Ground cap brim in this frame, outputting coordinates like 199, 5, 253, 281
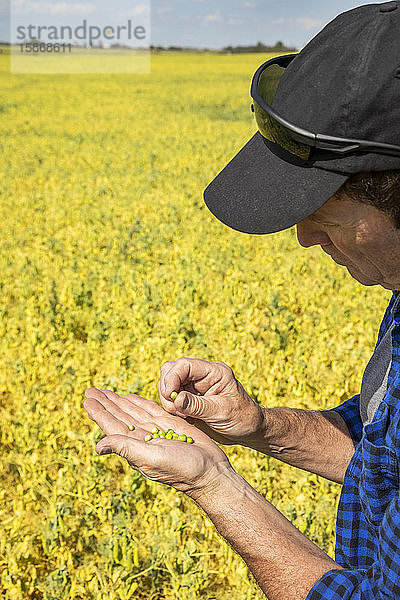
203, 132, 349, 235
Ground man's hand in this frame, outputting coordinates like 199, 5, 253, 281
157, 358, 264, 448
83, 387, 233, 495
156, 358, 355, 483
83, 386, 343, 600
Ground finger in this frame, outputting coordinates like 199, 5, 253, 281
98, 390, 195, 432
159, 361, 175, 381
86, 389, 140, 429
101, 389, 166, 421
111, 422, 153, 441
123, 391, 191, 429
160, 358, 214, 398
156, 379, 181, 416
159, 361, 178, 397
124, 393, 165, 418
84, 396, 133, 435
85, 387, 107, 400
100, 389, 153, 425
160, 358, 194, 398
100, 389, 129, 402
173, 390, 215, 419
95, 389, 167, 430
85, 388, 134, 414
95, 434, 160, 469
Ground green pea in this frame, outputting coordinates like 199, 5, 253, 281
159, 432, 166, 438
158, 430, 165, 436
173, 433, 179, 440
186, 437, 194, 444
128, 425, 134, 431
178, 434, 187, 442
170, 391, 178, 400
144, 434, 153, 442
151, 426, 159, 434
153, 433, 160, 438
166, 429, 174, 434
166, 433, 173, 439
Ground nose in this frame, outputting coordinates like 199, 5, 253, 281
296, 219, 332, 248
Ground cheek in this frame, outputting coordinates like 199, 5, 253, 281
353, 223, 388, 257
327, 230, 357, 256
330, 222, 375, 256
329, 226, 385, 276
326, 231, 373, 270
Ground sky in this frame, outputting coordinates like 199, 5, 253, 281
0, 0, 388, 48
151, 0, 385, 49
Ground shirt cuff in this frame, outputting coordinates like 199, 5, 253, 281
305, 568, 366, 600
330, 394, 363, 447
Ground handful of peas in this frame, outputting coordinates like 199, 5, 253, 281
143, 391, 194, 443
144, 427, 194, 444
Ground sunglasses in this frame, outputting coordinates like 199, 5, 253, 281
250, 53, 400, 161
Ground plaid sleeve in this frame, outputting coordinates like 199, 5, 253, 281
305, 491, 400, 598
329, 394, 363, 447
305, 569, 365, 600
306, 403, 400, 600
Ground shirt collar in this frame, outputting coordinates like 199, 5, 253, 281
392, 291, 400, 323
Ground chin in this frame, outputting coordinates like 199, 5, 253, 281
380, 282, 400, 291
346, 267, 379, 287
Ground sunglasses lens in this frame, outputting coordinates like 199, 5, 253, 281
254, 63, 311, 160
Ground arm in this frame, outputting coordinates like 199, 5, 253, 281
188, 464, 400, 600
244, 395, 362, 485
187, 466, 342, 600
158, 359, 362, 484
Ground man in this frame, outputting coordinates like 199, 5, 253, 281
84, 3, 400, 599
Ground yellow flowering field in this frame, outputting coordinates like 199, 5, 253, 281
0, 49, 390, 600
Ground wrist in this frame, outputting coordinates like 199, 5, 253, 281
186, 462, 244, 505
246, 406, 302, 455
243, 405, 272, 452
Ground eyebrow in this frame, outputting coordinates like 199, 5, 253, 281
309, 214, 338, 226
309, 215, 325, 224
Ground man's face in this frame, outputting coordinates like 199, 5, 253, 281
296, 192, 400, 290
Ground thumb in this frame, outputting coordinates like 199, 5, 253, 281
95, 435, 151, 468
174, 391, 211, 419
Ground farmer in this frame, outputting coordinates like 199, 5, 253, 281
84, 3, 400, 599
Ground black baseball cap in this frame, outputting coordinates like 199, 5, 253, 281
204, 1, 400, 235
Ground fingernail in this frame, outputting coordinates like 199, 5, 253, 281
98, 447, 111, 455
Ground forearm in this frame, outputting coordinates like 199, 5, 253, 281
246, 407, 355, 484
188, 466, 341, 600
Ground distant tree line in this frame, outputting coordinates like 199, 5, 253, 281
150, 41, 297, 53
1, 39, 297, 53
150, 45, 211, 52
222, 40, 297, 53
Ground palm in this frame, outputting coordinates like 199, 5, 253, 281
84, 387, 231, 494
132, 441, 221, 490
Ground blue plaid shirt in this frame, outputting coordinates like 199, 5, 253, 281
306, 290, 400, 599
